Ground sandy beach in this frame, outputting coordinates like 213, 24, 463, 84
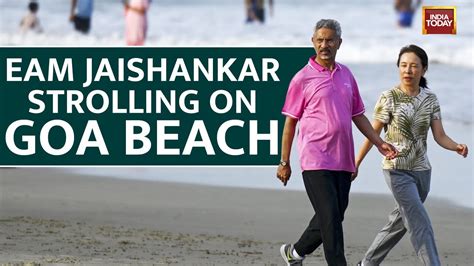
0, 168, 472, 265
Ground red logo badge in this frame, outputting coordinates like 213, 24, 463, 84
422, 6, 456, 34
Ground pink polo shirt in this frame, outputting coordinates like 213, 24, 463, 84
282, 56, 365, 172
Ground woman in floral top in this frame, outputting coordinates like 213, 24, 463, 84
353, 45, 469, 266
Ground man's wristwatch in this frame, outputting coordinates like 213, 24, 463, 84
279, 160, 289, 167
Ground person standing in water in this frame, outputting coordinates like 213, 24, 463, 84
245, 0, 274, 23
394, 0, 422, 27
20, 1, 43, 33
70, 0, 94, 34
124, 0, 151, 46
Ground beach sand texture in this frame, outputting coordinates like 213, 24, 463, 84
0, 168, 472, 265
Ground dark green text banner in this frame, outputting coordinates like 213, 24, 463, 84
0, 47, 314, 165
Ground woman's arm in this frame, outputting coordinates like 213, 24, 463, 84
431, 119, 468, 157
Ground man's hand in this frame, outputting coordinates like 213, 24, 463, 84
277, 164, 292, 186
377, 142, 398, 160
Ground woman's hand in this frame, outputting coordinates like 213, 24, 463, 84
456, 144, 468, 158
351, 167, 359, 181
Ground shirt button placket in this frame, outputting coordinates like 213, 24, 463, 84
330, 70, 335, 90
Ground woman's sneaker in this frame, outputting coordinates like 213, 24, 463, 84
280, 244, 304, 266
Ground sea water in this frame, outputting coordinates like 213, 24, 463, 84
1, 0, 473, 68
63, 63, 474, 209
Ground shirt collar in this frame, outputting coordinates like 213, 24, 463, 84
308, 55, 341, 72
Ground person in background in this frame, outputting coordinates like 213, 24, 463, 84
123, 0, 151, 46
245, 0, 273, 24
20, 1, 43, 33
354, 44, 469, 266
277, 19, 397, 266
394, 0, 422, 28
70, 0, 94, 34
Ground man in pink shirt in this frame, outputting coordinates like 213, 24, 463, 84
277, 19, 397, 266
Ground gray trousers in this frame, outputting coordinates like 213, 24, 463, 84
362, 169, 441, 266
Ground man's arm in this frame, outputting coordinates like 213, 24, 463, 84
276, 116, 297, 186
353, 114, 397, 159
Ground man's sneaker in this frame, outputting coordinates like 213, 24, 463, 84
280, 244, 304, 266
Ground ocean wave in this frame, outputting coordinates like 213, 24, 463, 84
1, 31, 473, 69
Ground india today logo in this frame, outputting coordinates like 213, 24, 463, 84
422, 6, 456, 34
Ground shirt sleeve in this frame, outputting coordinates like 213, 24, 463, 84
431, 94, 442, 120
281, 75, 305, 119
373, 92, 392, 124
350, 74, 365, 116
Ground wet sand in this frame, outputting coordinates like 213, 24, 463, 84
0, 168, 472, 265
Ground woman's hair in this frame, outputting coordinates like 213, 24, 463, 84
397, 44, 429, 88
